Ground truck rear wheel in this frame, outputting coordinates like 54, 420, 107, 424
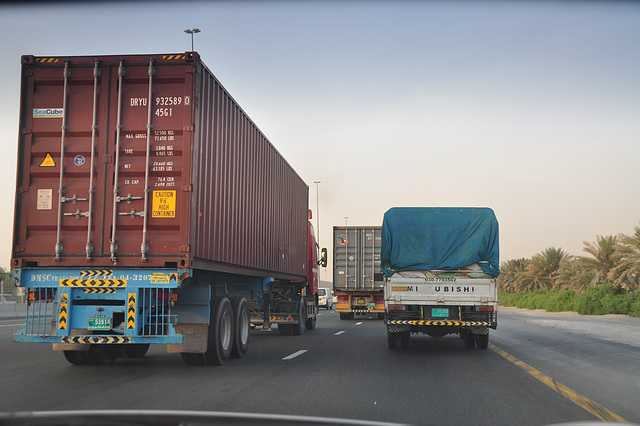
180, 352, 205, 366
387, 329, 400, 349
464, 332, 476, 349
291, 298, 306, 335
63, 350, 90, 365
476, 334, 489, 350
86, 345, 119, 365
230, 297, 250, 358
121, 343, 150, 358
400, 331, 410, 348
203, 296, 234, 365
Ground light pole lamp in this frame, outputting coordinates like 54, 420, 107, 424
184, 28, 201, 51
313, 181, 321, 247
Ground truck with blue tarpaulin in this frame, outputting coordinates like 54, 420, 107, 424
382, 207, 499, 349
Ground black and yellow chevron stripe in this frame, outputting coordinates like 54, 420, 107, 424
62, 336, 130, 344
80, 270, 113, 277
127, 293, 136, 330
59, 278, 126, 287
58, 294, 68, 330
83, 288, 116, 294
163, 54, 185, 60
387, 320, 493, 327
35, 57, 59, 63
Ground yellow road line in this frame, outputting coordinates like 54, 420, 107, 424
489, 343, 627, 423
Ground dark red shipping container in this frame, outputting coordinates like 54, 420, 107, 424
12, 53, 309, 281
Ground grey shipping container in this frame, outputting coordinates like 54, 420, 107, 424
333, 226, 383, 291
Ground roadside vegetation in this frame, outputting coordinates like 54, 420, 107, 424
498, 224, 640, 317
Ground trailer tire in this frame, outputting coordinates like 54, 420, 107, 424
180, 352, 206, 366
230, 297, 250, 358
121, 344, 150, 358
86, 345, 119, 365
63, 350, 90, 365
476, 334, 489, 350
291, 298, 306, 335
204, 296, 234, 365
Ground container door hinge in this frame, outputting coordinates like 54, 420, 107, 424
180, 245, 190, 253
184, 125, 194, 133
182, 185, 192, 192
17, 186, 29, 194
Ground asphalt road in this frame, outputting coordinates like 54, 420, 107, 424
1, 307, 638, 425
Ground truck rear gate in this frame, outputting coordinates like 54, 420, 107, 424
333, 226, 384, 319
11, 53, 315, 365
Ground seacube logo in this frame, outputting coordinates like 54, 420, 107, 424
33, 108, 64, 118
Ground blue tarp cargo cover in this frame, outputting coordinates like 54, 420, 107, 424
381, 207, 500, 277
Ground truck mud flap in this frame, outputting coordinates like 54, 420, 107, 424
268, 314, 300, 324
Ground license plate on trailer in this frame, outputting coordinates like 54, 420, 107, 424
357, 298, 366, 304
431, 308, 449, 318
88, 317, 111, 331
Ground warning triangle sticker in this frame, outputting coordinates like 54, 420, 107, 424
39, 153, 56, 167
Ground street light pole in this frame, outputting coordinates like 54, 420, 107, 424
313, 181, 321, 247
184, 28, 201, 51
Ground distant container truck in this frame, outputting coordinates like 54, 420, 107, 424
333, 226, 385, 320
11, 52, 326, 365
382, 207, 499, 349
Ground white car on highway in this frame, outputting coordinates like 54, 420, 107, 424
318, 288, 333, 310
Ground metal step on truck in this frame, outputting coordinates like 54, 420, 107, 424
333, 226, 385, 319
11, 52, 326, 366
381, 207, 499, 349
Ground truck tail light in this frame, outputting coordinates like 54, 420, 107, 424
478, 306, 494, 312
387, 304, 404, 311
153, 289, 176, 302
29, 288, 54, 301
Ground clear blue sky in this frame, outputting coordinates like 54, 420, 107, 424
1, 1, 639, 277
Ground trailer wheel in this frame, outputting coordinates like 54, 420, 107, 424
121, 344, 150, 358
476, 334, 489, 350
203, 296, 234, 366
63, 350, 90, 365
230, 297, 250, 358
291, 298, 306, 335
464, 332, 476, 349
180, 352, 206, 366
86, 345, 119, 365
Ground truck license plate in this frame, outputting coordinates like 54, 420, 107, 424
357, 298, 365, 304
432, 308, 449, 318
88, 317, 111, 331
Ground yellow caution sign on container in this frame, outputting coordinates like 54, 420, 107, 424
152, 190, 176, 218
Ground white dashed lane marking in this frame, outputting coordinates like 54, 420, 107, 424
282, 350, 308, 360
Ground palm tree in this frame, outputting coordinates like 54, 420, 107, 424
572, 235, 621, 292
611, 225, 640, 290
526, 247, 570, 291
499, 258, 531, 292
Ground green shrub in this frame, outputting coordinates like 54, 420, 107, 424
499, 286, 639, 316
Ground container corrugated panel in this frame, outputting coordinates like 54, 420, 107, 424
333, 226, 383, 291
11, 53, 308, 280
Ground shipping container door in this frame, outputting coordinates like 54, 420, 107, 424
333, 227, 382, 291
104, 56, 191, 267
12, 55, 192, 268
